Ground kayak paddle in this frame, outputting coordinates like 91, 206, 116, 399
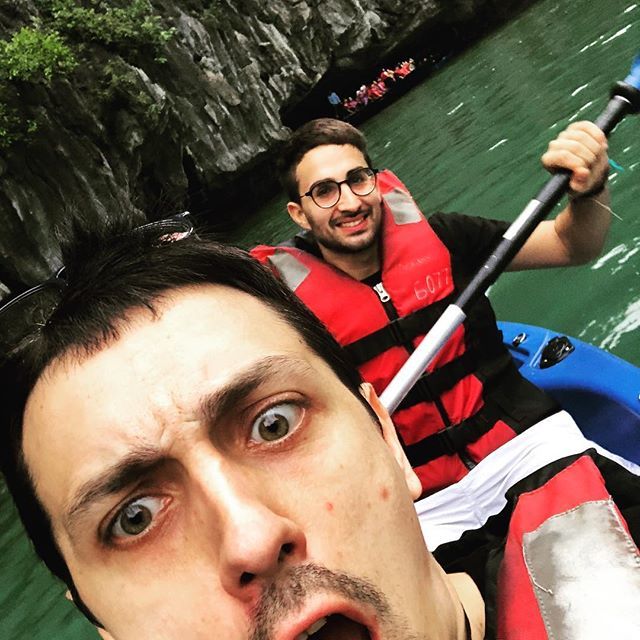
380, 54, 640, 414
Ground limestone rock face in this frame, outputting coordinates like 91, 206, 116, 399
0, 0, 528, 295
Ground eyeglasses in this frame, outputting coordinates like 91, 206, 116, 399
301, 167, 378, 208
0, 212, 195, 360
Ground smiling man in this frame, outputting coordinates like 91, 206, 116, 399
251, 118, 613, 496
0, 222, 483, 640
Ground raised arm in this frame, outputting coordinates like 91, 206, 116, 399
509, 121, 611, 270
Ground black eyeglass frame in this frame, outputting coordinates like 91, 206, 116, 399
300, 167, 379, 209
0, 212, 195, 348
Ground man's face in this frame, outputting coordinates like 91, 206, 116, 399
23, 285, 448, 640
287, 144, 383, 255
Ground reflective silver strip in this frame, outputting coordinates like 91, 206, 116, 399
383, 188, 423, 225
267, 251, 311, 292
523, 498, 640, 639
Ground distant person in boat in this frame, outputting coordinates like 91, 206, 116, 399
251, 117, 613, 496
1, 220, 640, 639
368, 80, 388, 100
342, 96, 358, 114
379, 67, 396, 87
356, 84, 369, 106
327, 91, 341, 116
394, 61, 413, 78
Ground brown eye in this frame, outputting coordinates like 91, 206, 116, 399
111, 497, 162, 538
250, 403, 303, 443
313, 181, 336, 198
348, 168, 376, 195
349, 169, 367, 184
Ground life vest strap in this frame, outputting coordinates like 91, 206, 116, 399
397, 350, 478, 409
403, 401, 505, 466
397, 344, 513, 412
344, 295, 454, 366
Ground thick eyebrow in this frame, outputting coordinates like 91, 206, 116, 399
198, 355, 315, 426
62, 354, 315, 538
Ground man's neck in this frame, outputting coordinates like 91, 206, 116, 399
318, 243, 380, 281
448, 573, 485, 640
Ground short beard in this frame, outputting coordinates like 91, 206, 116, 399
311, 209, 381, 256
249, 563, 421, 640
316, 231, 378, 255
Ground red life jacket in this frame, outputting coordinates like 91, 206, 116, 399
498, 454, 640, 638
251, 170, 557, 494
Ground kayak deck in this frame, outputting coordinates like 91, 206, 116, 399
499, 321, 640, 466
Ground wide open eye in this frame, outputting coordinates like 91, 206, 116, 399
250, 402, 303, 443
110, 496, 164, 540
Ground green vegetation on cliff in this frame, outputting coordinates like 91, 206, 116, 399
38, 0, 174, 56
0, 0, 174, 149
0, 27, 76, 82
0, 26, 76, 145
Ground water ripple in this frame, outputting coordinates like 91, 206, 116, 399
599, 298, 640, 350
488, 138, 508, 151
591, 238, 640, 270
568, 100, 595, 121
580, 35, 604, 53
602, 24, 634, 45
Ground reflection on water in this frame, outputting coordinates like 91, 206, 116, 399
2, 0, 640, 638
588, 236, 640, 350
598, 298, 640, 350
592, 238, 640, 273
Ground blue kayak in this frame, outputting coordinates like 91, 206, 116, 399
499, 321, 640, 466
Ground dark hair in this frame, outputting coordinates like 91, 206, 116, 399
278, 118, 373, 202
0, 219, 367, 625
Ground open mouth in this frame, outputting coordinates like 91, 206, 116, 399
295, 614, 372, 640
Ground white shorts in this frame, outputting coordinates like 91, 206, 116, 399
415, 410, 640, 551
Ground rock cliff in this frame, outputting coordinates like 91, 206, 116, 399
0, 0, 532, 294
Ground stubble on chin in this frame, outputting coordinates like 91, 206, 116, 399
317, 219, 380, 256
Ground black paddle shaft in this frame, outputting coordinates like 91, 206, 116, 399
381, 77, 640, 413
456, 87, 640, 312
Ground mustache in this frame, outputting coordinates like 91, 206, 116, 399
249, 563, 390, 640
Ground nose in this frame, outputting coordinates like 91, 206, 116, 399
197, 459, 307, 602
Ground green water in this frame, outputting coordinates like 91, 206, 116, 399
2, 0, 639, 637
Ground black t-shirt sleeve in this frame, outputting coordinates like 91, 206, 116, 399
428, 211, 510, 274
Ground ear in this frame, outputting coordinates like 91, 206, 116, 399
287, 201, 311, 231
359, 382, 422, 500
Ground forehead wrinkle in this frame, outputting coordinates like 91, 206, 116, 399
198, 354, 316, 427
